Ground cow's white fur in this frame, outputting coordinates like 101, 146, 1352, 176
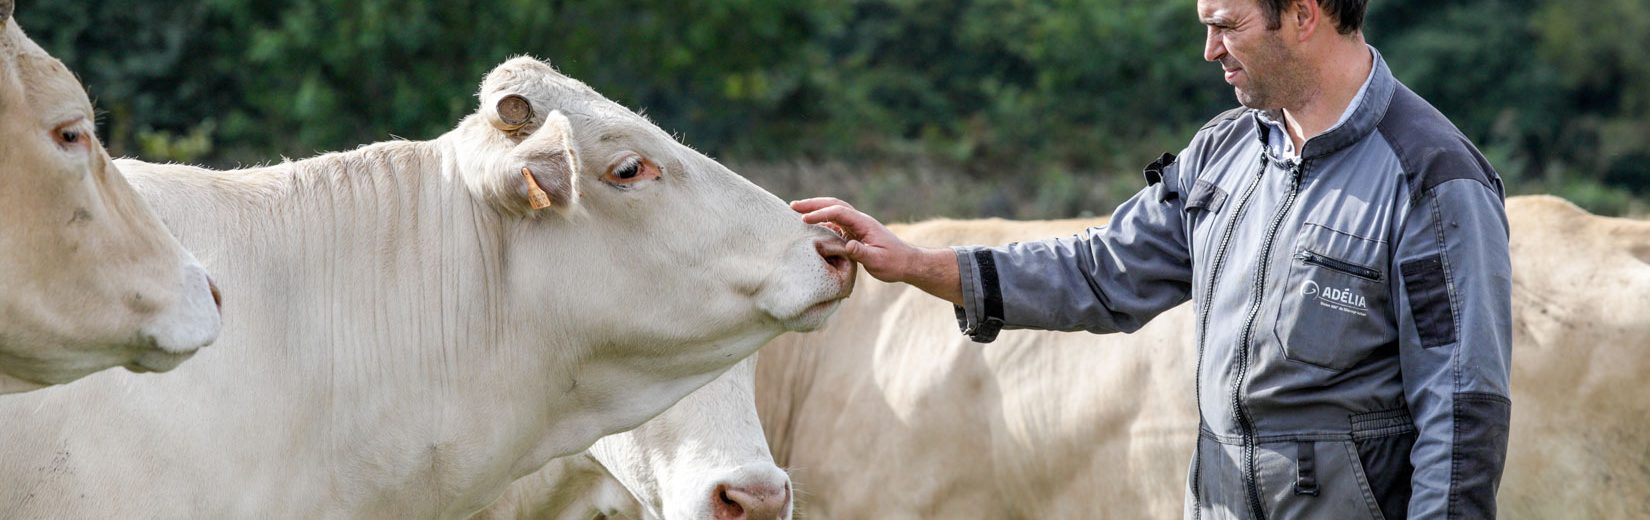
0, 57, 847, 518
0, 14, 219, 393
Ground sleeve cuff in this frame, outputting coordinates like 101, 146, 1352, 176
953, 246, 1005, 343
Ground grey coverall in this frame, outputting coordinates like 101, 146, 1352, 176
952, 50, 1512, 519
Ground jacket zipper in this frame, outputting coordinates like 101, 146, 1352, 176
1232, 159, 1306, 520
1298, 250, 1382, 281
1190, 152, 1268, 520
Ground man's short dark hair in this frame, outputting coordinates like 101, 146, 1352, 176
1259, 0, 1366, 35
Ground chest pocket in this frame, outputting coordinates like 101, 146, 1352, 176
1273, 223, 1397, 372
1185, 179, 1229, 213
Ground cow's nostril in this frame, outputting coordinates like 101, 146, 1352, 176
713, 484, 745, 519
713, 483, 789, 520
825, 254, 850, 273
208, 277, 223, 311
814, 239, 854, 275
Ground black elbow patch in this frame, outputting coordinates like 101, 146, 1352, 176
1449, 393, 1511, 520
1401, 254, 1457, 348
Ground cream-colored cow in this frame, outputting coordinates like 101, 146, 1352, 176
0, 56, 850, 518
754, 195, 1647, 518
0, 2, 220, 394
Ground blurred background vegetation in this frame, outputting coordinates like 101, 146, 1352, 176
18, 0, 1650, 220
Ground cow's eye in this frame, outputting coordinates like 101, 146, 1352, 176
52, 119, 91, 149
602, 154, 661, 187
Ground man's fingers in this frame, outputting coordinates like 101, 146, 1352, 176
813, 235, 867, 264
843, 239, 867, 261
789, 197, 856, 213
795, 198, 891, 247
799, 205, 878, 239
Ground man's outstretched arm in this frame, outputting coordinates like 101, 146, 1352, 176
792, 153, 1197, 343
790, 197, 964, 306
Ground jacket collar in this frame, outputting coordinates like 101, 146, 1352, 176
1251, 46, 1396, 161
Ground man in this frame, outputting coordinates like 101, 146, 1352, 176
792, 0, 1512, 518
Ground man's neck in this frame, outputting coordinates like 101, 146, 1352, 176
1281, 37, 1372, 153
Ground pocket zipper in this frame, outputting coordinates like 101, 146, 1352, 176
1297, 250, 1382, 281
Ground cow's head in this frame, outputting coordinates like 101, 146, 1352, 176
488, 357, 792, 520
0, 14, 221, 392
587, 357, 792, 520
444, 56, 853, 435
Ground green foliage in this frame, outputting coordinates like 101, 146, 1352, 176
137, 122, 216, 163
16, 0, 1648, 217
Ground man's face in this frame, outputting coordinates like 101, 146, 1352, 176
1198, 0, 1306, 110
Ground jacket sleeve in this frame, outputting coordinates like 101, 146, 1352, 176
1393, 179, 1514, 518
953, 154, 1195, 342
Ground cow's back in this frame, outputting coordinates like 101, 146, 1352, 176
1501, 196, 1650, 518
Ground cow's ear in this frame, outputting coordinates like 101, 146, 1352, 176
498, 110, 579, 213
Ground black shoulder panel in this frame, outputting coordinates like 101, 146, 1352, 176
1376, 85, 1504, 202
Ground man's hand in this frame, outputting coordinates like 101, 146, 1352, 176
790, 197, 963, 306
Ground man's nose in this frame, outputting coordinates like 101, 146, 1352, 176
1203, 28, 1223, 63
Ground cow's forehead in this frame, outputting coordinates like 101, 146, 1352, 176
0, 23, 92, 122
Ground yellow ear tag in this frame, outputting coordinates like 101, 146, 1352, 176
522, 167, 553, 210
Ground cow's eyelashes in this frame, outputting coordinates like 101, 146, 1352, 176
615, 157, 641, 179
52, 119, 90, 150
602, 154, 661, 187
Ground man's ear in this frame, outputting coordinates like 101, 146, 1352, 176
1291, 0, 1321, 41
504, 110, 579, 213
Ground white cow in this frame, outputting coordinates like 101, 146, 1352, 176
0, 3, 220, 394
480, 357, 791, 520
755, 196, 1649, 518
0, 56, 851, 518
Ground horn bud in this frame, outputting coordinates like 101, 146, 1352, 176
491, 94, 534, 132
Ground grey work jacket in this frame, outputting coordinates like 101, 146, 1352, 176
953, 50, 1512, 519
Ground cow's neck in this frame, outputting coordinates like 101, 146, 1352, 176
135, 139, 598, 513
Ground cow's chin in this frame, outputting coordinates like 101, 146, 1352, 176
124, 349, 197, 374
774, 296, 847, 333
